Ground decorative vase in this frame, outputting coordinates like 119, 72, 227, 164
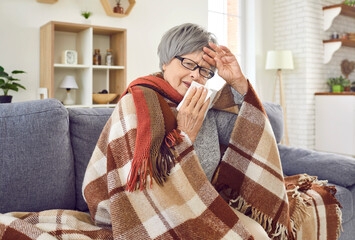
113, 3, 124, 14
82, 18, 91, 25
332, 85, 342, 93
0, 95, 13, 103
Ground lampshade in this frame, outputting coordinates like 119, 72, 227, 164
265, 50, 294, 70
59, 75, 78, 89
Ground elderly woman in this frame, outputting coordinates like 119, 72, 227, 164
160, 23, 247, 182
82, 23, 340, 240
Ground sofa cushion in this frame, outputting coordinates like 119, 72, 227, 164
68, 107, 113, 211
278, 144, 355, 188
263, 102, 283, 143
333, 184, 353, 223
0, 99, 75, 213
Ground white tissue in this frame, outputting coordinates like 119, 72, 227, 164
176, 81, 217, 115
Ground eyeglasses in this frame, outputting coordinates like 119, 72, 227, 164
175, 56, 215, 79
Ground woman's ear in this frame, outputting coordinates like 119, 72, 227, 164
162, 64, 166, 71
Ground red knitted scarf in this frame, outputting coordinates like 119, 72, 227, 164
121, 75, 184, 192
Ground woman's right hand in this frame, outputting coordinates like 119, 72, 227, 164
177, 86, 210, 143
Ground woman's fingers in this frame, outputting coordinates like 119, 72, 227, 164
192, 87, 208, 113
203, 46, 216, 58
185, 87, 207, 109
177, 86, 209, 143
208, 42, 224, 55
219, 45, 232, 53
202, 53, 216, 67
181, 86, 197, 108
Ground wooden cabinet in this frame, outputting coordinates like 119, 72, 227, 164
323, 4, 355, 63
40, 21, 127, 107
315, 93, 355, 157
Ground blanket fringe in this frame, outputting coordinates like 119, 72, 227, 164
151, 129, 183, 185
229, 196, 292, 239
298, 174, 328, 187
126, 130, 183, 192
286, 186, 310, 234
336, 201, 343, 239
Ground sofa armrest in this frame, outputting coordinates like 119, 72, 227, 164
278, 144, 355, 187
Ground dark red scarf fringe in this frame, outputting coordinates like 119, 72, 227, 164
121, 75, 184, 192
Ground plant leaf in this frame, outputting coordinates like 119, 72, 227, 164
12, 70, 25, 74
8, 77, 20, 81
4, 84, 18, 91
0, 66, 4, 72
12, 82, 26, 89
0, 72, 9, 78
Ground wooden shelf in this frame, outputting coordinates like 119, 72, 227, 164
37, 0, 58, 3
40, 21, 127, 107
323, 4, 355, 63
100, 0, 136, 18
315, 92, 355, 95
323, 4, 355, 18
323, 4, 355, 31
93, 65, 125, 70
323, 39, 355, 63
323, 39, 355, 48
54, 64, 90, 69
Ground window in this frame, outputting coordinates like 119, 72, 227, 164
207, 0, 246, 90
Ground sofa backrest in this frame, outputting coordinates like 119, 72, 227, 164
262, 102, 284, 144
0, 99, 76, 213
0, 99, 284, 213
70, 101, 284, 211
68, 107, 113, 211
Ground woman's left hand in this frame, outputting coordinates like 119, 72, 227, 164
203, 42, 248, 95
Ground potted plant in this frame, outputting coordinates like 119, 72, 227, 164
81, 11, 92, 19
81, 11, 92, 24
327, 76, 350, 93
351, 81, 355, 92
327, 77, 341, 93
0, 65, 26, 103
342, 78, 351, 92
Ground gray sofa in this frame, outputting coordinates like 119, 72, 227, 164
0, 98, 354, 239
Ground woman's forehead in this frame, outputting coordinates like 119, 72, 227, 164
180, 51, 211, 68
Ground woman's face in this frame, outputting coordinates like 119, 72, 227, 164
163, 51, 211, 96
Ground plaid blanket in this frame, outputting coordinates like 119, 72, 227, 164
82, 76, 341, 239
0, 75, 341, 239
0, 210, 112, 239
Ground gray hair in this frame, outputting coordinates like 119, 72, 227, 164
157, 23, 218, 71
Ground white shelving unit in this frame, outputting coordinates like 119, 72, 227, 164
40, 21, 127, 107
315, 93, 355, 157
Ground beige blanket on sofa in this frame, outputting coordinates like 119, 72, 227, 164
0, 76, 341, 239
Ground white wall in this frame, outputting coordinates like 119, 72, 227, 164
0, 0, 208, 102
254, 0, 275, 101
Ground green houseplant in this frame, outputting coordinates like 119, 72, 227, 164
351, 81, 355, 92
327, 76, 350, 93
0, 65, 26, 103
81, 11, 92, 19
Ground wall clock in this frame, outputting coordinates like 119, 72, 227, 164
62, 50, 78, 65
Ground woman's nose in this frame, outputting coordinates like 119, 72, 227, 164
190, 69, 204, 83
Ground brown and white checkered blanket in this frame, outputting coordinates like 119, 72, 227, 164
0, 76, 341, 239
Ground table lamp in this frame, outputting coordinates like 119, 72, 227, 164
265, 50, 294, 145
60, 75, 78, 105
